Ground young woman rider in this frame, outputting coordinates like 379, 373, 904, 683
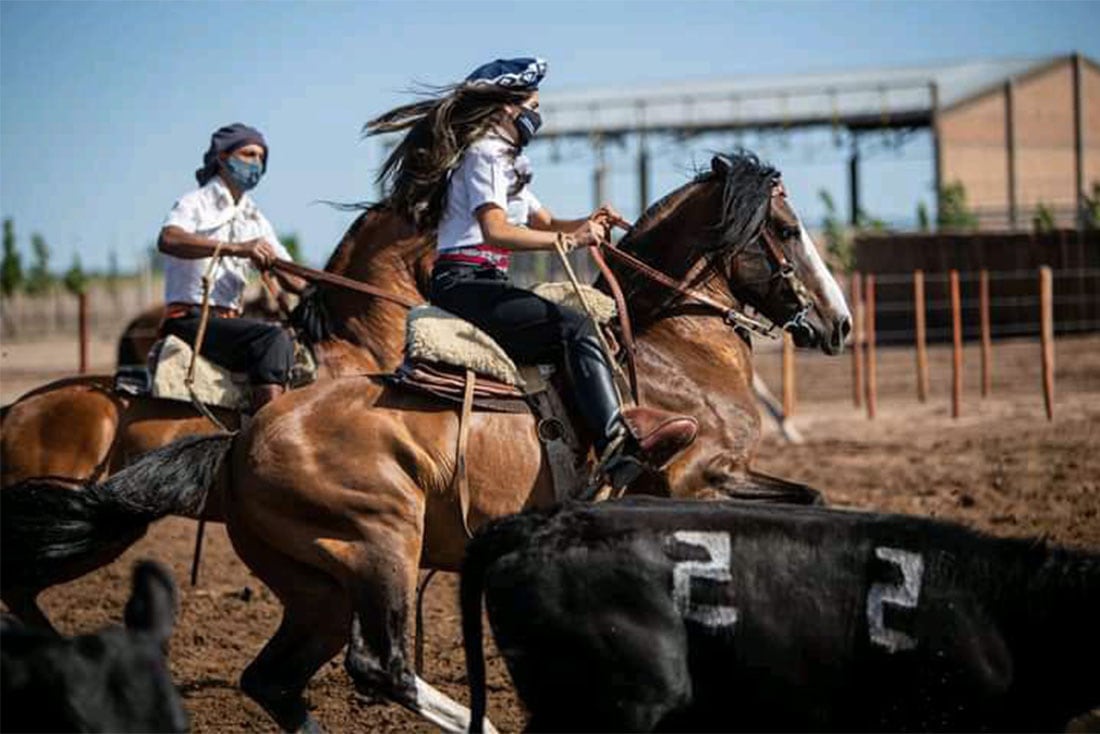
365, 57, 697, 487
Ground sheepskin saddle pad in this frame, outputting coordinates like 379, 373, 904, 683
405, 282, 617, 387
150, 335, 250, 411
148, 335, 317, 411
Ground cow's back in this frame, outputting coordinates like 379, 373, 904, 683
469, 498, 1100, 731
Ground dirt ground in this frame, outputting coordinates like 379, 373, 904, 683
2, 333, 1099, 732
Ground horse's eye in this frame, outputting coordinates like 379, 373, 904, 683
782, 226, 800, 240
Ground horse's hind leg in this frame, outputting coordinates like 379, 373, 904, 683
234, 531, 350, 733
342, 521, 495, 734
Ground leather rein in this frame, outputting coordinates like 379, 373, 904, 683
270, 259, 420, 309
596, 182, 813, 341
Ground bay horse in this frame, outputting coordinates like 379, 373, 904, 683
0, 207, 433, 490
2, 151, 850, 731
0, 207, 435, 628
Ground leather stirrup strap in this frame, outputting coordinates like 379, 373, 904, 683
587, 244, 640, 404
452, 369, 476, 538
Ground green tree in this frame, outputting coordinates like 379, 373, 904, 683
818, 189, 854, 273
1082, 181, 1100, 231
279, 232, 302, 262
916, 201, 931, 232
25, 233, 53, 294
63, 254, 87, 295
107, 249, 120, 293
1, 218, 24, 297
146, 243, 164, 274
937, 181, 978, 231
1032, 202, 1056, 233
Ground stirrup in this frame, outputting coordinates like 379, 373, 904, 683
579, 430, 644, 500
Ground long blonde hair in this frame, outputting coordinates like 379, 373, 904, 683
365, 84, 533, 230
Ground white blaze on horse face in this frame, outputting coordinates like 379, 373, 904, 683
670, 530, 739, 628
866, 546, 924, 653
794, 221, 852, 327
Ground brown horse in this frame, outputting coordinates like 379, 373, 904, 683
2, 152, 850, 731
0, 208, 433, 490
0, 207, 434, 629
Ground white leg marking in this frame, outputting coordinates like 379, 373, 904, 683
671, 531, 739, 628
866, 546, 924, 653
412, 676, 499, 734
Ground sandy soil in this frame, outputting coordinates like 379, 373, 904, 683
3, 334, 1098, 732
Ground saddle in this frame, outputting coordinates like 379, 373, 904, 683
115, 334, 317, 412
394, 283, 621, 525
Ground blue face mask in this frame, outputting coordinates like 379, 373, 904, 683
223, 156, 264, 191
513, 108, 542, 148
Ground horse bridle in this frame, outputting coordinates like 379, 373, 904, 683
597, 181, 813, 339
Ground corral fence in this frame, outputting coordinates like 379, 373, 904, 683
0, 274, 163, 342
853, 229, 1099, 343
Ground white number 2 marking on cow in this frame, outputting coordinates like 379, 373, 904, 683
670, 531, 739, 628
866, 546, 924, 653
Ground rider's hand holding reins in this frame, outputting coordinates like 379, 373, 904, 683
235, 237, 280, 269
590, 204, 630, 232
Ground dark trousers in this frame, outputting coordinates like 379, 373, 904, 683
163, 308, 294, 386
429, 264, 595, 362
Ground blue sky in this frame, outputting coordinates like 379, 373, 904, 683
2, 0, 1098, 272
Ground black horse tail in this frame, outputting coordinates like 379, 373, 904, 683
0, 433, 234, 594
460, 511, 549, 734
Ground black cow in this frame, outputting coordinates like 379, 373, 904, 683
462, 498, 1100, 732
1, 560, 188, 733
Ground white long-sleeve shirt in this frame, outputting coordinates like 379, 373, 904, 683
161, 177, 290, 310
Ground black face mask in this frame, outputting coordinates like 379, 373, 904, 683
513, 108, 542, 147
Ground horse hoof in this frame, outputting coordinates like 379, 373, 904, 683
351, 691, 385, 707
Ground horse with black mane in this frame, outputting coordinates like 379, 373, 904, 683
2, 151, 851, 732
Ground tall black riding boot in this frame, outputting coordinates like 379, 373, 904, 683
567, 334, 699, 492
565, 334, 625, 453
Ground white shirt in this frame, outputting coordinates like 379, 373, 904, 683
161, 177, 290, 310
436, 137, 542, 254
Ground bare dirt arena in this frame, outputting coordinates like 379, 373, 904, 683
3, 333, 1098, 732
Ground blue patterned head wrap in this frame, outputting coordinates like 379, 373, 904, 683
195, 122, 268, 186
465, 57, 547, 91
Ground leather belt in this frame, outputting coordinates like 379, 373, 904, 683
164, 302, 240, 321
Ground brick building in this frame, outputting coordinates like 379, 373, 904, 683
938, 54, 1100, 229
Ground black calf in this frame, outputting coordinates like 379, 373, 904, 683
1, 560, 188, 733
462, 498, 1100, 732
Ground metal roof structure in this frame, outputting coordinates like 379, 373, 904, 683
538, 56, 1057, 138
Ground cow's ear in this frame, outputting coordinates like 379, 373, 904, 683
124, 561, 178, 644
711, 155, 732, 176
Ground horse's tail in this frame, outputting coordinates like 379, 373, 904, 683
460, 512, 545, 734
0, 433, 234, 593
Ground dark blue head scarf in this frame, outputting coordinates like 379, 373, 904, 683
195, 123, 268, 186
465, 57, 547, 91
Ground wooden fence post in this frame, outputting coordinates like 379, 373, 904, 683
850, 271, 864, 409
1040, 266, 1054, 420
913, 269, 929, 402
864, 273, 877, 420
78, 292, 89, 374
980, 269, 992, 398
950, 269, 962, 419
782, 332, 795, 417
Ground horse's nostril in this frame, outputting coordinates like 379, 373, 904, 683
839, 317, 852, 339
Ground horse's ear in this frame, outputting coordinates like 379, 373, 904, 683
711, 155, 732, 176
